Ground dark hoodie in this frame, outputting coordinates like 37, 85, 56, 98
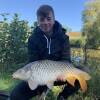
28, 21, 71, 62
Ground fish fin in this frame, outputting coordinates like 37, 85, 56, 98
66, 74, 87, 92
46, 81, 54, 89
78, 72, 91, 80
28, 78, 38, 90
72, 68, 91, 80
77, 76, 87, 92
66, 76, 76, 86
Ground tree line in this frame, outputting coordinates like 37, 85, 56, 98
0, 0, 100, 66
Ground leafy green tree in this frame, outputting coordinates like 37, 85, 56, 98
82, 0, 100, 48
82, 0, 100, 64
88, 13, 100, 49
8, 13, 30, 64
0, 16, 10, 64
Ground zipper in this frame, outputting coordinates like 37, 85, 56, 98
44, 35, 51, 54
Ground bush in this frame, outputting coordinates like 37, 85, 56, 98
70, 39, 82, 48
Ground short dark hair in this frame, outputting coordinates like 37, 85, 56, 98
37, 5, 54, 18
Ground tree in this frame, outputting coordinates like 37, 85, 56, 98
82, 0, 100, 64
8, 13, 30, 63
88, 13, 100, 49
0, 16, 10, 64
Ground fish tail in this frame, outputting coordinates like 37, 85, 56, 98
77, 76, 87, 92
66, 71, 91, 92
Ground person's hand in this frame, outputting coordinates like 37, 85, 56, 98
57, 75, 65, 82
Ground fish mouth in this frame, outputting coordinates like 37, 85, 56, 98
12, 73, 17, 79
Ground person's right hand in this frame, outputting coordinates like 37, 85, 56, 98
57, 75, 65, 82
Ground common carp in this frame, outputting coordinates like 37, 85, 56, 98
12, 60, 91, 92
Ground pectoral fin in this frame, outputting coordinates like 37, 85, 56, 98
28, 78, 38, 90
47, 81, 54, 89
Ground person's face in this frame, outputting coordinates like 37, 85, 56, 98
37, 11, 55, 33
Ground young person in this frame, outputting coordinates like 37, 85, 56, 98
10, 5, 80, 100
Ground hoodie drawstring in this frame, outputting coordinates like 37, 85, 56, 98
44, 35, 51, 54
49, 38, 51, 54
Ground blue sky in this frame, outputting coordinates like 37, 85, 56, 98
0, 0, 86, 32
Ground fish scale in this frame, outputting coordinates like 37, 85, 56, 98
12, 60, 91, 92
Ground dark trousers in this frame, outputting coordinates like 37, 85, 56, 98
10, 80, 80, 100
